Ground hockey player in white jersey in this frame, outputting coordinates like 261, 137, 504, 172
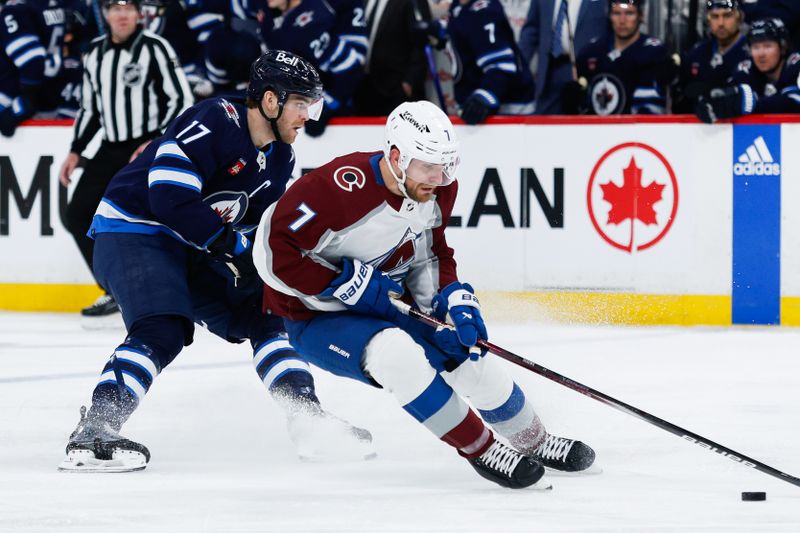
254, 100, 596, 489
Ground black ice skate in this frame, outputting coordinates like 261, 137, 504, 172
58, 406, 150, 473
468, 440, 551, 490
287, 405, 376, 462
528, 433, 597, 474
80, 294, 119, 317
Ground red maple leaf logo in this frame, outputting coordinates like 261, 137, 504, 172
600, 157, 664, 226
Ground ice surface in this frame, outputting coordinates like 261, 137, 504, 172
1, 312, 799, 532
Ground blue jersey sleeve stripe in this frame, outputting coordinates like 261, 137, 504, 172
5, 34, 38, 56
148, 168, 203, 191
476, 48, 514, 67
155, 140, 193, 163
329, 48, 365, 74
321, 40, 348, 71
12, 47, 46, 68
483, 62, 518, 74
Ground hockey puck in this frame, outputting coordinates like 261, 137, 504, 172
741, 492, 766, 501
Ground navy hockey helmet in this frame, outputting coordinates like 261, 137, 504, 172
609, 0, 645, 10
706, 0, 739, 10
103, 0, 140, 7
246, 50, 323, 109
749, 18, 789, 49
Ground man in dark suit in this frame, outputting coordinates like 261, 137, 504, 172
518, 0, 608, 114
354, 0, 431, 115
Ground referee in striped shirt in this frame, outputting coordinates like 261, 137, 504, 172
58, 0, 193, 318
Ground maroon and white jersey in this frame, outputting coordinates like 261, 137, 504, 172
254, 151, 459, 320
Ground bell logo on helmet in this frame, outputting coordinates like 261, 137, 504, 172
275, 51, 299, 66
399, 111, 431, 133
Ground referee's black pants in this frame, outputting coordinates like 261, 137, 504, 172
65, 137, 149, 290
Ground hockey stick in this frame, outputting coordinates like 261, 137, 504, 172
391, 299, 800, 489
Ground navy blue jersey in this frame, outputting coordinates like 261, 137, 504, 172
0, 0, 67, 110
263, 0, 367, 107
679, 34, 750, 104
89, 97, 296, 250
447, 0, 535, 113
54, 55, 82, 118
577, 33, 675, 115
729, 52, 800, 113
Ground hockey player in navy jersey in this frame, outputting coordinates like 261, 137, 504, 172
59, 50, 374, 472
575, 0, 675, 115
0, 0, 68, 136
253, 100, 596, 489
696, 17, 800, 122
262, 0, 368, 136
447, 0, 535, 124
674, 0, 750, 113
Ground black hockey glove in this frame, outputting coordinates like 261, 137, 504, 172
460, 92, 496, 125
0, 106, 18, 137
303, 104, 335, 138
695, 85, 757, 124
412, 19, 448, 50
560, 79, 587, 115
207, 224, 256, 285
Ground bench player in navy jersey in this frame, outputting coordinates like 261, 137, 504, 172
0, 0, 68, 136
696, 17, 800, 122
253, 100, 596, 489
59, 50, 374, 472
575, 0, 675, 115
447, 0, 535, 124
261, 0, 368, 136
674, 0, 750, 113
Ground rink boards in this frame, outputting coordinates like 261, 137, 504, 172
2, 115, 799, 325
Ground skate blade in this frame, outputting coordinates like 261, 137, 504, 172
80, 313, 124, 331
527, 475, 554, 491
58, 449, 147, 473
298, 450, 377, 463
545, 464, 603, 477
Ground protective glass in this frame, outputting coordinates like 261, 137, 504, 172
285, 97, 323, 121
405, 157, 457, 186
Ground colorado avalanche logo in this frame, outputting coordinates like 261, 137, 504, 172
370, 228, 421, 280
333, 166, 366, 192
203, 191, 249, 225
589, 74, 626, 116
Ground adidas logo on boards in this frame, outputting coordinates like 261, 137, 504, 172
734, 136, 781, 176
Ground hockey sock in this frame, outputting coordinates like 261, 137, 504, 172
90, 316, 184, 429
477, 383, 545, 451
364, 328, 493, 458
252, 335, 318, 412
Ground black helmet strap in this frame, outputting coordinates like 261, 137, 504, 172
257, 89, 288, 144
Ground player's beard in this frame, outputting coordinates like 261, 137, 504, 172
405, 180, 437, 203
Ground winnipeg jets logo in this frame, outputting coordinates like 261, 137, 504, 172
710, 53, 723, 68
333, 166, 366, 192
294, 11, 314, 27
203, 191, 249, 225
370, 227, 421, 279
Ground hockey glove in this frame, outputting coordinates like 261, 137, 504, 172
429, 298, 488, 367
0, 107, 18, 137
695, 85, 757, 124
207, 224, 255, 284
321, 258, 404, 320
431, 282, 488, 347
304, 97, 338, 138
460, 91, 497, 125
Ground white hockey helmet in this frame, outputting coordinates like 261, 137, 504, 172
383, 101, 460, 192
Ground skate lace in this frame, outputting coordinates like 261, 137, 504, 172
93, 294, 114, 307
535, 434, 576, 462
480, 441, 523, 476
